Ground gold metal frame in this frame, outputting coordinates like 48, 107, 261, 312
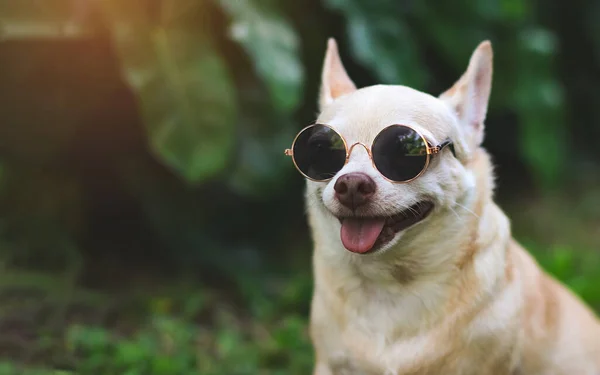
284, 123, 452, 183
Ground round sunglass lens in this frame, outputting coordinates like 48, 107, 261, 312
372, 126, 429, 182
292, 125, 346, 181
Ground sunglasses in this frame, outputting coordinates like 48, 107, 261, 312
284, 124, 455, 183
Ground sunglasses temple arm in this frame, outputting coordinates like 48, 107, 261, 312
284, 148, 293, 156
435, 140, 456, 157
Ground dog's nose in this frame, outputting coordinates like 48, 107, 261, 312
334, 173, 376, 210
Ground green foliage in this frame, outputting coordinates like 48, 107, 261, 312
0, 0, 595, 190
100, 0, 238, 184
532, 245, 600, 310
218, 0, 304, 113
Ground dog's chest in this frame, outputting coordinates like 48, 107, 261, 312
315, 312, 518, 375
327, 333, 430, 374
325, 337, 514, 375
323, 327, 443, 375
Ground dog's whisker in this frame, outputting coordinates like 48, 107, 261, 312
448, 206, 461, 220
407, 205, 420, 217
454, 202, 479, 218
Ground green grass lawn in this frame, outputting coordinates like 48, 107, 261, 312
0, 269, 315, 375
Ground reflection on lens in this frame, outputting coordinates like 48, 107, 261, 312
292, 125, 346, 181
372, 125, 428, 182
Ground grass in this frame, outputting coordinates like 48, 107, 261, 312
61, 311, 312, 375
0, 271, 315, 375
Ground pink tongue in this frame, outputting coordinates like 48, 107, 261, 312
340, 217, 386, 253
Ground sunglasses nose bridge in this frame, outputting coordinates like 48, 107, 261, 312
347, 142, 372, 160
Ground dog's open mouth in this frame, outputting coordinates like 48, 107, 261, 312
338, 201, 434, 254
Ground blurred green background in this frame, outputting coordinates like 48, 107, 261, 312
0, 0, 599, 374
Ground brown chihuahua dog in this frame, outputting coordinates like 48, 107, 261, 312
285, 39, 600, 374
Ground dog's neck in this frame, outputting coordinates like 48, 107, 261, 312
308, 149, 512, 334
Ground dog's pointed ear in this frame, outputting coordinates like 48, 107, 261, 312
440, 41, 493, 158
319, 38, 357, 111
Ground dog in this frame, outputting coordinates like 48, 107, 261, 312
286, 39, 600, 374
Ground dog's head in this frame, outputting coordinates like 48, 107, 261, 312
303, 39, 493, 259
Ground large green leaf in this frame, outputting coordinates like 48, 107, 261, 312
218, 0, 304, 113
99, 0, 236, 183
324, 0, 427, 88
